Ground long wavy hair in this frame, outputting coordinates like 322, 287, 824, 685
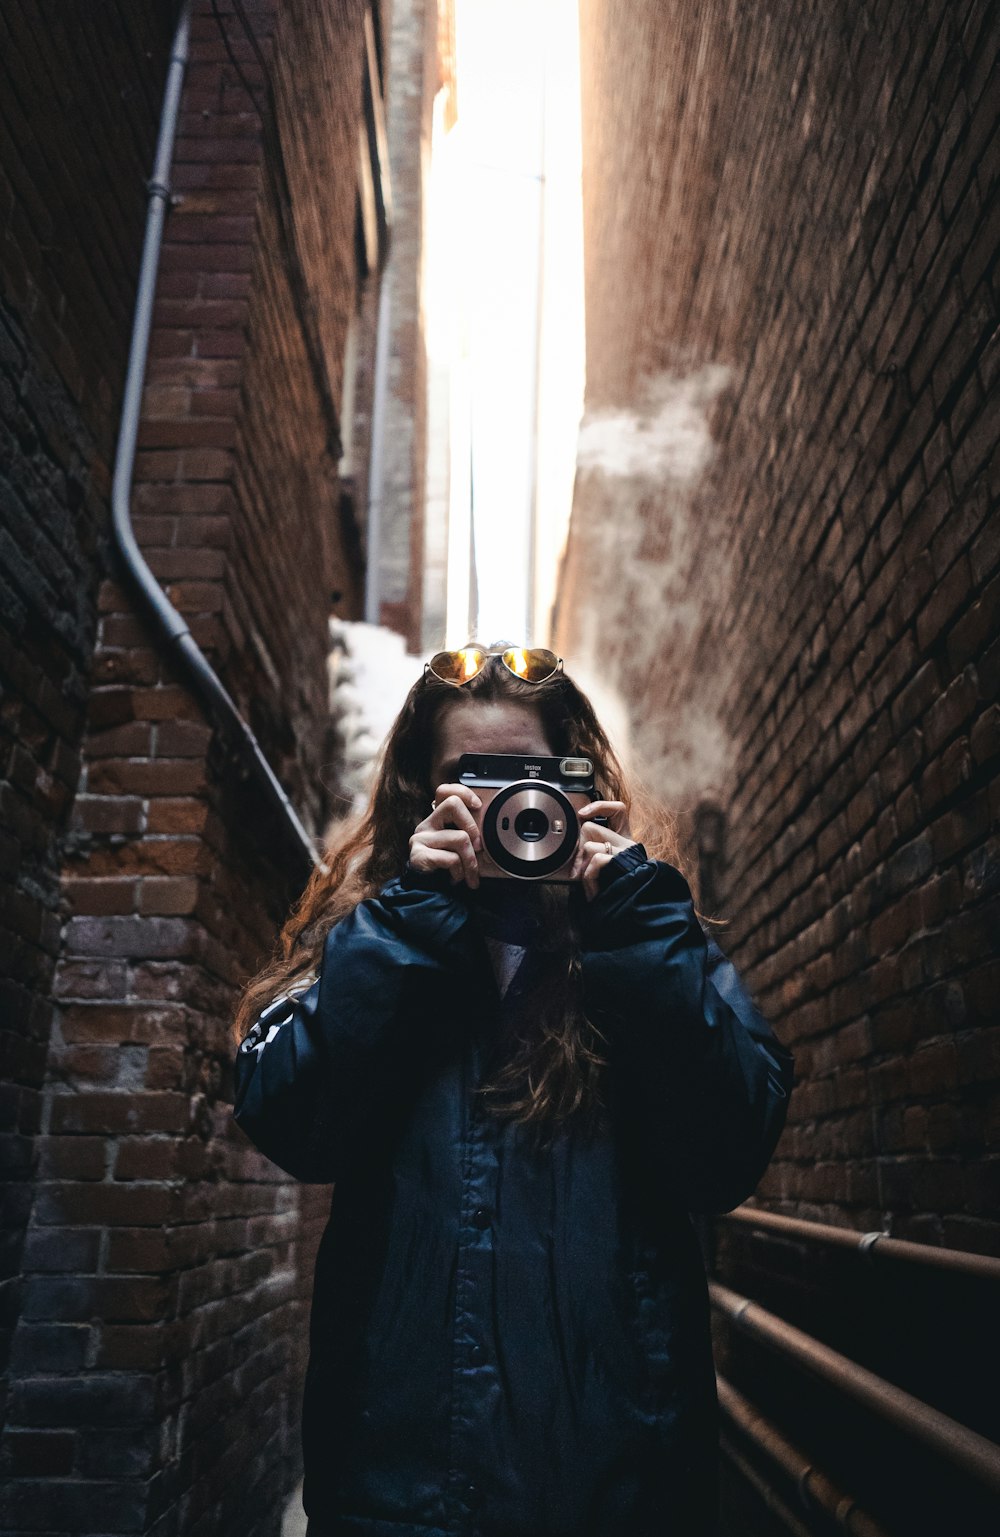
232, 650, 689, 1144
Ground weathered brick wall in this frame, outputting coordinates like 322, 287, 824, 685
567, 0, 999, 1250
0, 0, 174, 1442
2, 2, 390, 1531
561, 0, 999, 1526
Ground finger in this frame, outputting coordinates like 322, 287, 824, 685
578, 821, 631, 852
578, 799, 630, 835
433, 783, 482, 813
416, 800, 481, 849
569, 834, 610, 882
411, 829, 480, 886
410, 845, 472, 887
429, 792, 482, 849
569, 824, 609, 877
581, 847, 616, 902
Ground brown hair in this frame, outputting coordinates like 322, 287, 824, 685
232, 650, 688, 1143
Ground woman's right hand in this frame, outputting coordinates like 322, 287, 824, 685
408, 783, 483, 889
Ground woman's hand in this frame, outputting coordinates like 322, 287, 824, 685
409, 783, 483, 889
571, 800, 635, 902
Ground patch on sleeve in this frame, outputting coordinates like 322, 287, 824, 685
239, 994, 296, 1057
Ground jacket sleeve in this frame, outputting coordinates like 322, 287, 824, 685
578, 844, 795, 1214
232, 868, 475, 1183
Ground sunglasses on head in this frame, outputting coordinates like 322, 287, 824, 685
424, 646, 564, 686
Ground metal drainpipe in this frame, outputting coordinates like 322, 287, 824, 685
364, 278, 391, 624
111, 0, 319, 872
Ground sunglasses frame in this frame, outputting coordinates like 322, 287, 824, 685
423, 646, 564, 687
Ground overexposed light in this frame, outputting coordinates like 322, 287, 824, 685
428, 0, 584, 649
530, 0, 586, 646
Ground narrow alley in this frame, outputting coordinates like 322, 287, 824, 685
1, 2, 998, 1535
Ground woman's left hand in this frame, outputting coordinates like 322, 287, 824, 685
572, 800, 635, 902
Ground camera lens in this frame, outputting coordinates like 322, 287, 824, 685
514, 807, 549, 842
482, 780, 578, 879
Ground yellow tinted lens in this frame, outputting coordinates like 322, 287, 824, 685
502, 647, 559, 682
428, 648, 485, 684
502, 647, 530, 678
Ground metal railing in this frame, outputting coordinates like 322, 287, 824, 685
722, 1206, 1000, 1282
718, 1375, 892, 1537
710, 1281, 1000, 1497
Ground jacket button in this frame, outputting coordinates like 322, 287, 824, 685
469, 1342, 486, 1365
471, 1206, 491, 1230
465, 1482, 478, 1502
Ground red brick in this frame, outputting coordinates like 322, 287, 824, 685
61, 879, 138, 917
83, 723, 154, 760
58, 1004, 188, 1045
86, 759, 207, 796
49, 1091, 190, 1135
137, 877, 200, 916
105, 1230, 172, 1273
970, 703, 1000, 765
144, 549, 227, 583
111, 1136, 180, 1184
154, 720, 214, 756
137, 418, 238, 451
37, 1136, 108, 1181
69, 797, 144, 837
95, 1324, 169, 1372
83, 841, 205, 878
1, 1430, 77, 1477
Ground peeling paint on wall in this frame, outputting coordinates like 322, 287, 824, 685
577, 363, 731, 484
567, 364, 735, 811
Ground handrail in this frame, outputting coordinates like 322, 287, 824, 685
718, 1435, 814, 1537
722, 1206, 1000, 1281
111, 0, 320, 875
717, 1375, 891, 1537
710, 1282, 1000, 1496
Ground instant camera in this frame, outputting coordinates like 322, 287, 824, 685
458, 753, 605, 881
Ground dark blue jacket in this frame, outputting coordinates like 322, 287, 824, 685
232, 845, 794, 1536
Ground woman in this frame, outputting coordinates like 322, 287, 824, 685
232, 645, 794, 1537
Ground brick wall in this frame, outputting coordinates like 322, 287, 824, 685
374, 0, 438, 646
561, 0, 999, 1527
0, 0, 174, 1442
1, 2, 397, 1531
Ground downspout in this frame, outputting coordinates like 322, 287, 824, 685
111, 0, 319, 872
364, 278, 391, 624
